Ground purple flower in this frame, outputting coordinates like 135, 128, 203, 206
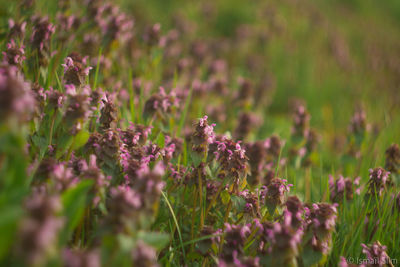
329, 175, 360, 203
8, 19, 26, 39
284, 196, 304, 229
132, 241, 159, 267
361, 241, 391, 267
30, 16, 56, 53
2, 39, 25, 68
99, 96, 117, 132
367, 167, 391, 196
262, 177, 292, 212
0, 64, 35, 122
62, 248, 100, 267
143, 87, 179, 118
304, 202, 337, 254
233, 112, 262, 141
143, 23, 162, 47
348, 106, 368, 135
220, 224, 251, 263
62, 56, 92, 87
191, 115, 216, 154
17, 193, 64, 265
291, 104, 310, 137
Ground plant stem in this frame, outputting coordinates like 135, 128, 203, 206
198, 168, 204, 230
191, 185, 198, 250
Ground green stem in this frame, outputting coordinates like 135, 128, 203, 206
191, 185, 198, 250
198, 168, 204, 230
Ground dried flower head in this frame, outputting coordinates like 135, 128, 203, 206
385, 144, 400, 174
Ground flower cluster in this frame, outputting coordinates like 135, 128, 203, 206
0, 64, 35, 122
191, 115, 216, 154
366, 167, 391, 196
262, 177, 292, 213
329, 175, 361, 203
62, 56, 92, 87
2, 40, 25, 68
212, 137, 249, 181
385, 143, 400, 175
361, 241, 391, 267
304, 203, 337, 254
17, 193, 64, 266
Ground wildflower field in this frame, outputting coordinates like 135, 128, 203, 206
1, 0, 400, 266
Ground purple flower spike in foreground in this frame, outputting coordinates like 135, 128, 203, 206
17, 193, 64, 266
361, 241, 392, 267
132, 241, 159, 267
220, 224, 251, 264
0, 64, 35, 122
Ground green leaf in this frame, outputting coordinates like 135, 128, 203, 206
56, 134, 73, 158
60, 179, 93, 243
220, 190, 230, 205
72, 130, 90, 150
301, 246, 324, 267
231, 195, 246, 212
0, 205, 23, 261
137, 231, 170, 250
190, 151, 203, 167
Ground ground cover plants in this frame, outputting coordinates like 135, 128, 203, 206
1, 0, 400, 266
